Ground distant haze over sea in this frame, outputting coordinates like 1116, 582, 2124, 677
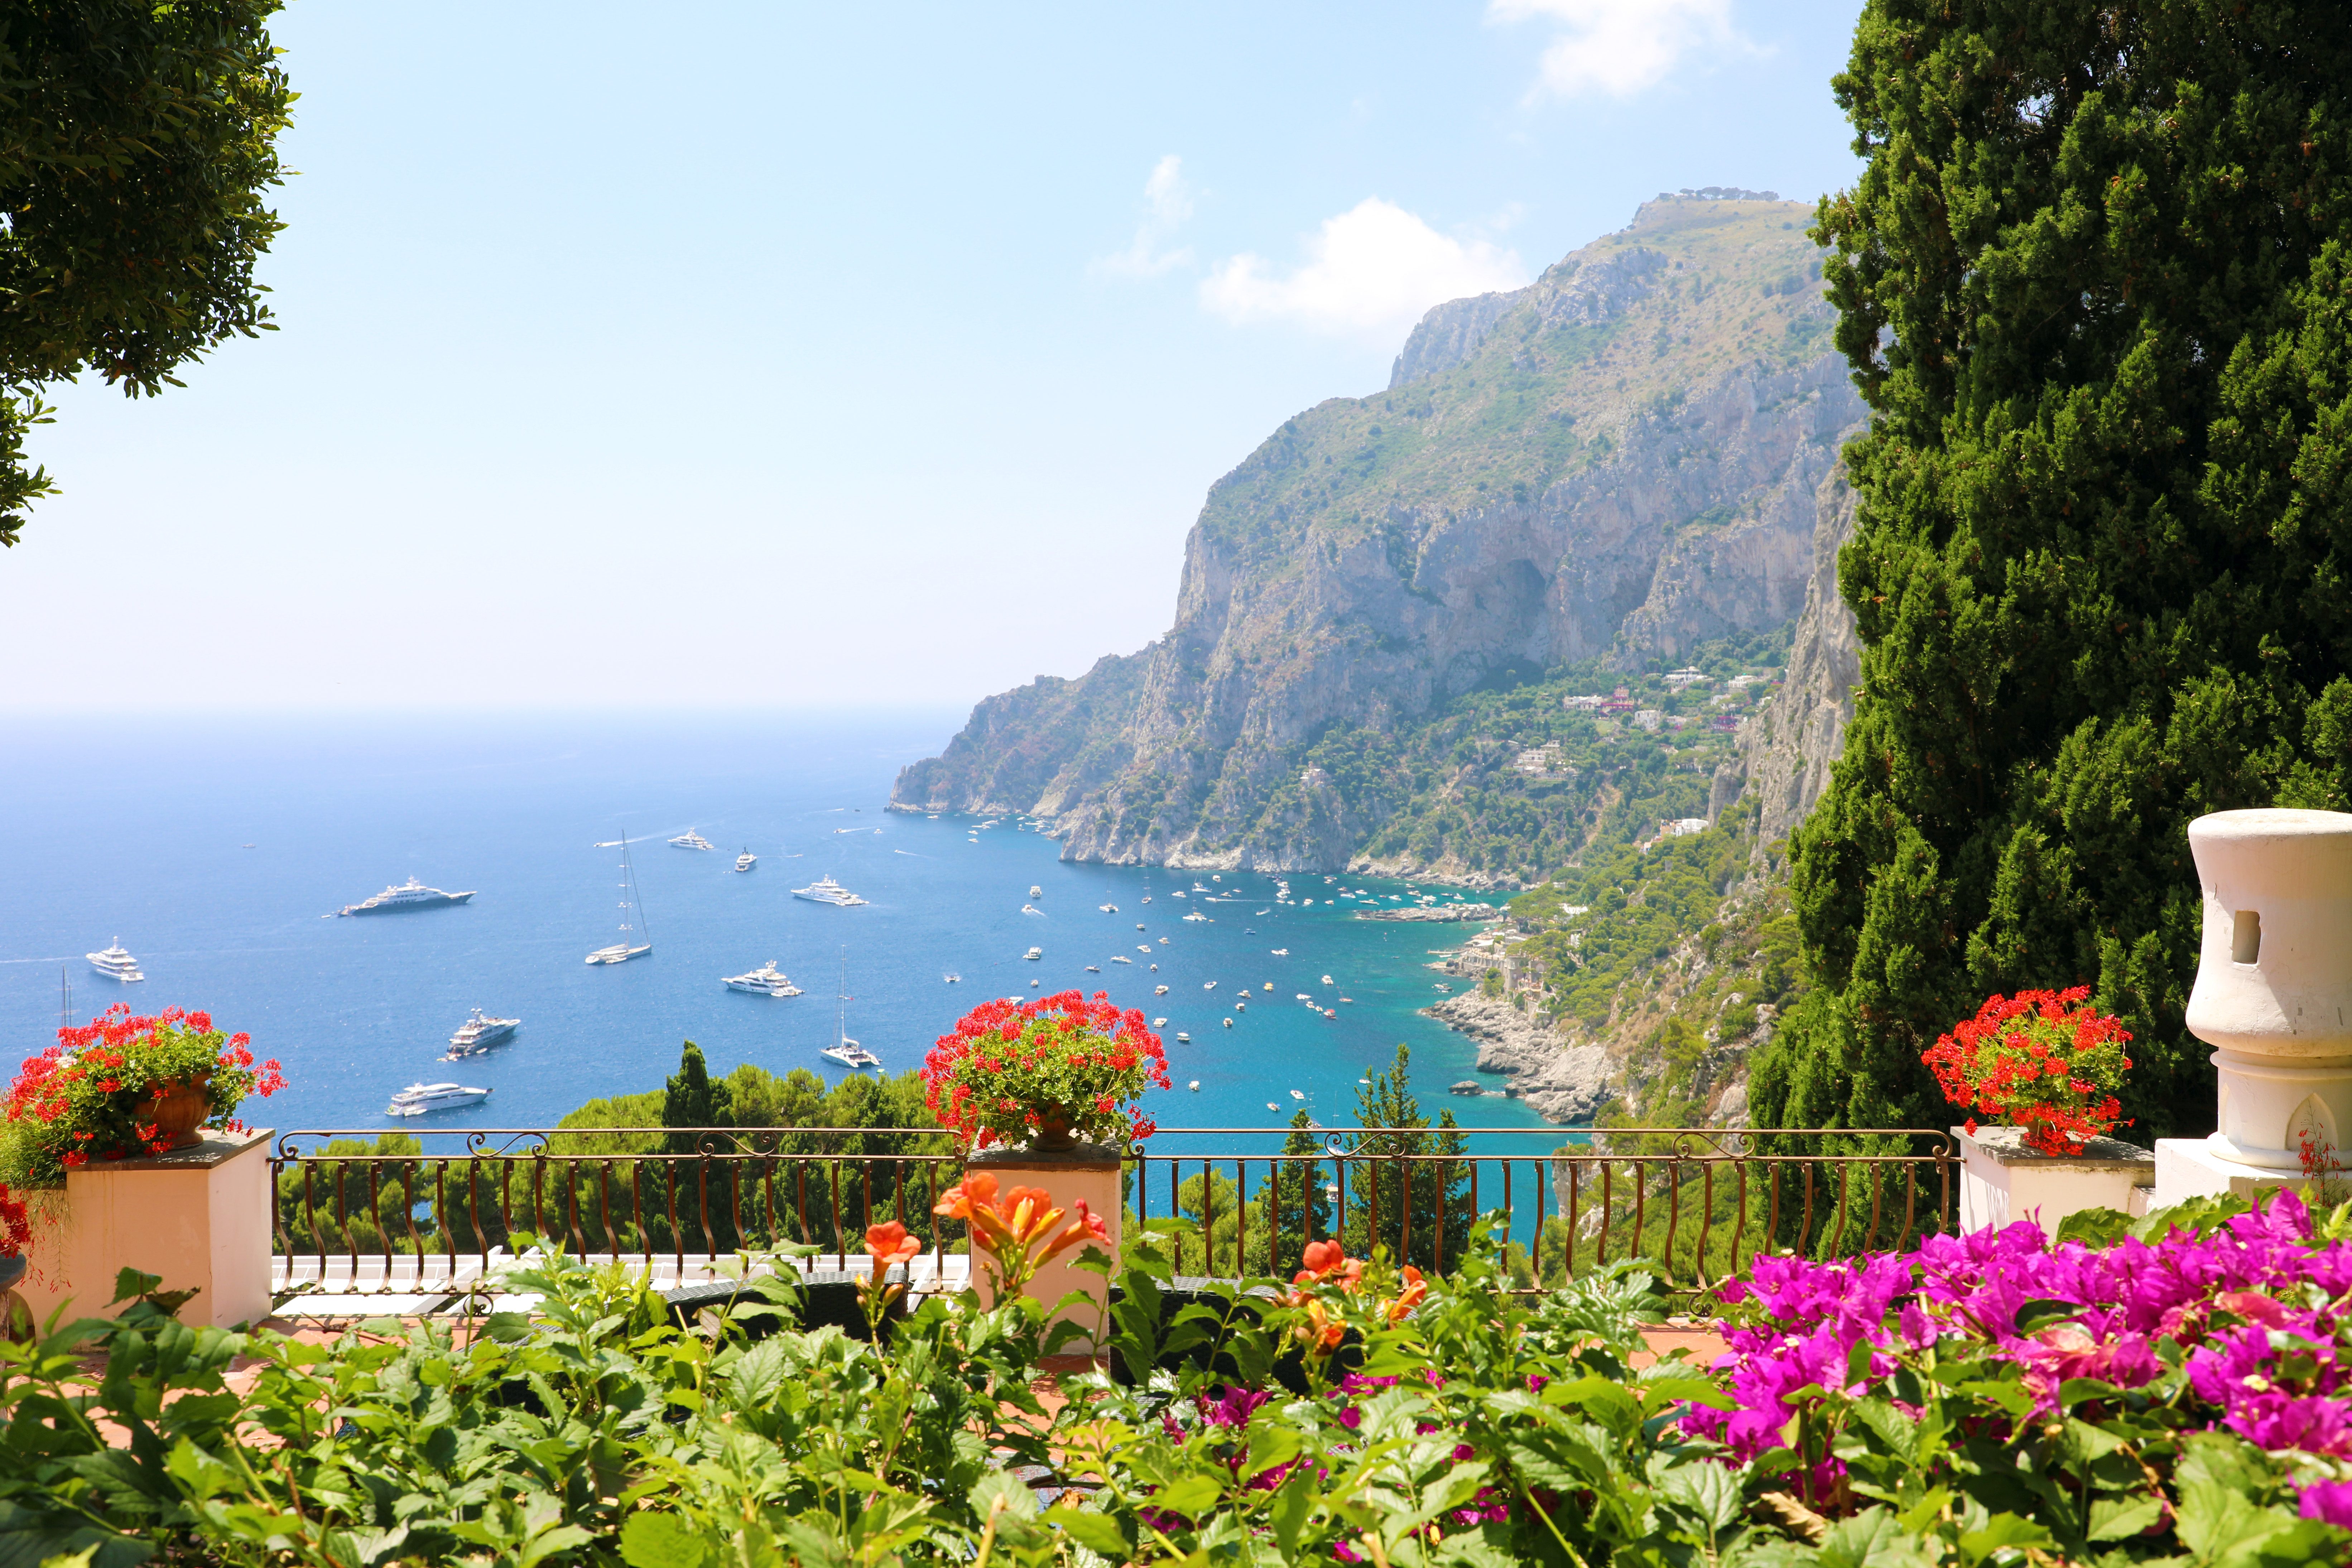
0, 712, 1554, 1154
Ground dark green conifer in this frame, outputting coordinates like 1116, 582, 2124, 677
661, 1040, 735, 1154
1757, 0, 2352, 1141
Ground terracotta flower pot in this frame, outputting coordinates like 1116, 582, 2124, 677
128, 1073, 213, 1153
1033, 1116, 1078, 1154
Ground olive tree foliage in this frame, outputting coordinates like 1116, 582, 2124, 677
1754, 1, 2352, 1143
0, 1, 294, 546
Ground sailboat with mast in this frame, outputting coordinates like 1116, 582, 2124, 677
819, 952, 880, 1069
585, 833, 653, 965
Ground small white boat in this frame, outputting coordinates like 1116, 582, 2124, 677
723, 962, 801, 997
1099, 904, 1119, 913
1110, 956, 1131, 964
1291, 1090, 1304, 1100
1297, 993, 1312, 1001
944, 972, 961, 983
1235, 1000, 1246, 1011
1203, 980, 1217, 990
1155, 984, 1169, 995
669, 831, 718, 851
1137, 945, 1151, 953
1085, 965, 1100, 973
1153, 1016, 1168, 1026
1170, 890, 1187, 899
735, 849, 758, 872
1176, 1032, 1190, 1043
1024, 946, 1043, 960
1222, 1018, 1232, 1028
1021, 904, 1044, 917
388, 1082, 490, 1117
1030, 885, 1043, 898
1136, 923, 1147, 930
1188, 1080, 1200, 1091
1322, 975, 1334, 986
1182, 912, 1209, 922
1266, 1101, 1279, 1111
1340, 996, 1353, 1004
1272, 948, 1289, 956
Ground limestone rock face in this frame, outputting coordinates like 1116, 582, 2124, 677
1737, 463, 1863, 842
893, 197, 1867, 872
1428, 991, 1611, 1124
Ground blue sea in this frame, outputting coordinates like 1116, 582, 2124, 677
0, 711, 1561, 1195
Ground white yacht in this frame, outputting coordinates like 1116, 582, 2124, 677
1024, 946, 1043, 961
445, 1009, 519, 1057
670, 831, 717, 851
387, 1082, 490, 1117
86, 941, 145, 983
1182, 912, 1209, 922
792, 874, 868, 907
1109, 955, 1131, 964
1029, 885, 1043, 898
734, 848, 757, 872
587, 834, 653, 964
819, 954, 880, 1069
1154, 984, 1169, 995
1153, 1016, 1168, 1027
723, 961, 800, 997
336, 879, 475, 917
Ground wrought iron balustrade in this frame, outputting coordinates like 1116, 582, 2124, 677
268, 1126, 1958, 1300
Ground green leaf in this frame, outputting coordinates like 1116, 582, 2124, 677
1815, 1508, 1939, 1568
1658, 1461, 1742, 1531
1268, 1465, 1316, 1557
2088, 1495, 2166, 1542
485, 1312, 534, 1344
1053, 1511, 1130, 1557
1957, 1512, 2053, 1566
619, 1512, 706, 1568
1152, 1474, 1224, 1518
2054, 1207, 2133, 1248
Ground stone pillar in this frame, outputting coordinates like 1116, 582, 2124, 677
1956, 1125, 2155, 1237
2155, 809, 2352, 1204
11, 1129, 274, 1332
963, 1144, 1120, 1351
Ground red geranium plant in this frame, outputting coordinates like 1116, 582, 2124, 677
1921, 986, 2132, 1156
3, 1005, 286, 1186
922, 990, 1169, 1150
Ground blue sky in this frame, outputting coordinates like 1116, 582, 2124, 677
1, 1, 1866, 713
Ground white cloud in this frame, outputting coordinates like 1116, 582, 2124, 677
1199, 198, 1527, 340
1489, 0, 1751, 99
1094, 154, 1194, 278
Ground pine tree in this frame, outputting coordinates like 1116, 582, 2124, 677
1342, 1045, 1473, 1274
1756, 0, 2352, 1142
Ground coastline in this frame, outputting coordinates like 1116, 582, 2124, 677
1425, 991, 1609, 1126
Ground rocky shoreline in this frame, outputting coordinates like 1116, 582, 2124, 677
1424, 992, 1610, 1125
1356, 903, 1501, 923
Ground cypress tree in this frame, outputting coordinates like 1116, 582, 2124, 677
1343, 1045, 1473, 1274
660, 1040, 735, 1153
1755, 0, 2352, 1141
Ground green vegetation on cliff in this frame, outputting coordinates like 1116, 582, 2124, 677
1758, 0, 2352, 1144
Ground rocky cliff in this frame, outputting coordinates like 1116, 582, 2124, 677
1736, 465, 1863, 842
894, 195, 1867, 871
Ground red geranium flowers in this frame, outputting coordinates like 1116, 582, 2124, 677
1921, 986, 2132, 1156
921, 990, 1169, 1150
4, 1005, 285, 1184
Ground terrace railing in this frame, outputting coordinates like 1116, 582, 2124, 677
268, 1126, 1958, 1303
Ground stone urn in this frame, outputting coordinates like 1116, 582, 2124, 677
2184, 809, 2352, 1170
128, 1073, 213, 1153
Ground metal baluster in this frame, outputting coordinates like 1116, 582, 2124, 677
1867, 1158, 1885, 1252
1800, 1163, 1816, 1257
1830, 1163, 1852, 1257
1397, 1154, 1411, 1269
630, 1164, 647, 1260
1564, 1160, 1579, 1283
1202, 1160, 1215, 1275
1235, 1160, 1247, 1276
1665, 1158, 1683, 1284
1598, 1162, 1611, 1265
1901, 1160, 1918, 1248
335, 1158, 352, 1266
830, 1160, 843, 1263
1633, 1160, 1647, 1266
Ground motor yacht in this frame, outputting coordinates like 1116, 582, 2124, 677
86, 941, 145, 983
792, 875, 868, 907
670, 831, 717, 851
1175, 1032, 1190, 1043
336, 879, 475, 917
734, 849, 757, 872
1154, 984, 1168, 995
1024, 946, 1043, 960
1029, 885, 1043, 898
445, 1009, 520, 1057
1109, 956, 1131, 964
723, 961, 801, 997
387, 1082, 490, 1117
1153, 1017, 1168, 1027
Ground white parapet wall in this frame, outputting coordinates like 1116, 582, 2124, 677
1956, 1125, 2155, 1238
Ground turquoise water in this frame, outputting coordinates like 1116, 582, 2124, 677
0, 713, 1561, 1174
